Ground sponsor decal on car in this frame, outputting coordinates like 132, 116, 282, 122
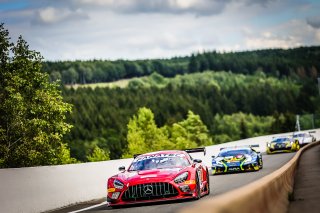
228, 167, 241, 171
133, 153, 185, 162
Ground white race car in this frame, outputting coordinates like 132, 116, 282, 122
293, 131, 316, 146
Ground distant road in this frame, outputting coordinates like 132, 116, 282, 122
60, 152, 295, 213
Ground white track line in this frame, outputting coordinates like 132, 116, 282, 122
69, 201, 109, 213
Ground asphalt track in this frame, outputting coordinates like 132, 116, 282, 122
53, 152, 295, 213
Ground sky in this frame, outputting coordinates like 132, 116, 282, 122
1, 0, 320, 61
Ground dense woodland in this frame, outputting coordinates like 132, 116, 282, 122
44, 46, 320, 84
41, 46, 320, 161
62, 70, 320, 161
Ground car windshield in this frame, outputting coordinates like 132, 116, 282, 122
272, 138, 289, 143
293, 133, 305, 137
128, 154, 190, 171
218, 149, 250, 157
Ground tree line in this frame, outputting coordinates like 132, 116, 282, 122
43, 46, 320, 84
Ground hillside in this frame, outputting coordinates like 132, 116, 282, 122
45, 47, 320, 162
44, 46, 320, 85
62, 71, 319, 161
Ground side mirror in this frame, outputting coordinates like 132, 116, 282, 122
193, 159, 202, 163
211, 155, 215, 159
118, 166, 125, 172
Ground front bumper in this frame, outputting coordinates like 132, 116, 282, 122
107, 180, 200, 206
267, 148, 293, 154
267, 143, 299, 154
212, 162, 259, 175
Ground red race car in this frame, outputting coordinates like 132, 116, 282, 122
107, 148, 210, 206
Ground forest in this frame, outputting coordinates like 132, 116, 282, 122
39, 46, 320, 162
43, 46, 320, 84
62, 70, 320, 161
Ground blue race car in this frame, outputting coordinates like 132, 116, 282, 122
211, 145, 263, 175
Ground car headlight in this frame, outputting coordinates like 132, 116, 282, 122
174, 172, 189, 184
113, 179, 124, 189
267, 143, 271, 148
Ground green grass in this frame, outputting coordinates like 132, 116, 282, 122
66, 78, 133, 89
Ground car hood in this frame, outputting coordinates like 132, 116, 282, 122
215, 154, 247, 163
270, 141, 290, 144
116, 168, 183, 182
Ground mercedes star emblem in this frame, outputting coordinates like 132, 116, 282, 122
143, 184, 153, 195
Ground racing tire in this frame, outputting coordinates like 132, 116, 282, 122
266, 148, 271, 155
259, 157, 263, 169
296, 141, 300, 151
194, 174, 201, 200
206, 170, 210, 195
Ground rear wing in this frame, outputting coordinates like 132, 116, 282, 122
184, 147, 206, 156
220, 144, 260, 151
133, 147, 206, 158
250, 144, 260, 152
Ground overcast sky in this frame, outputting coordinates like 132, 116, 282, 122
1, 0, 320, 61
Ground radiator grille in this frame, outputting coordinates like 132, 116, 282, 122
121, 182, 179, 201
271, 145, 291, 151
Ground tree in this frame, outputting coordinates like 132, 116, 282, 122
62, 67, 78, 84
173, 111, 212, 147
0, 24, 75, 167
122, 107, 173, 158
87, 146, 110, 162
170, 123, 197, 150
240, 118, 249, 139
49, 70, 62, 82
188, 53, 199, 73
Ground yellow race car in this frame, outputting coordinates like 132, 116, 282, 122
266, 136, 300, 154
